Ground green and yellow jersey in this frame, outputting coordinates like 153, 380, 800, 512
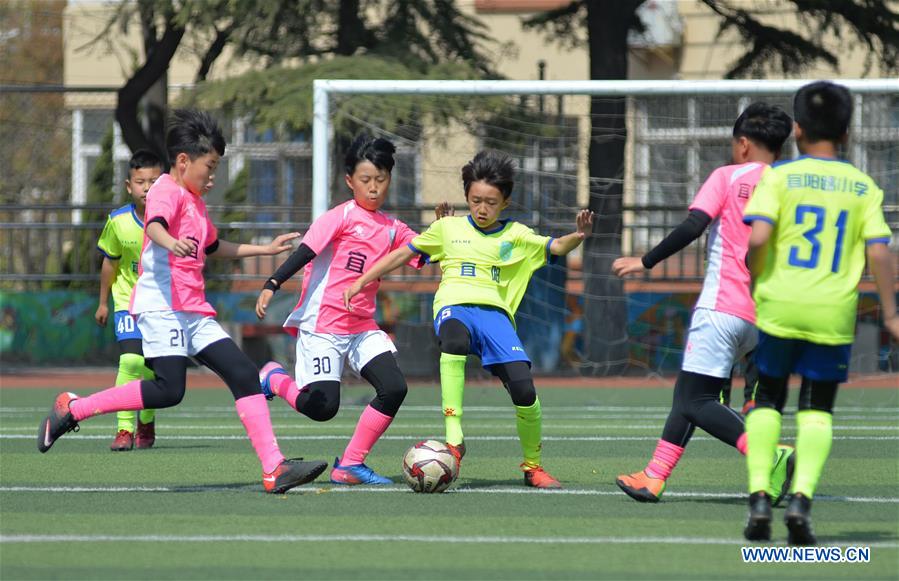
743, 156, 892, 345
97, 203, 145, 312
409, 215, 553, 321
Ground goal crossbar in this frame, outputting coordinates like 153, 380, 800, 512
312, 78, 899, 217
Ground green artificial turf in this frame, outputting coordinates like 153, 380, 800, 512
1, 384, 897, 579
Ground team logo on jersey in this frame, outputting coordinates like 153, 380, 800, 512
499, 241, 513, 261
353, 225, 366, 238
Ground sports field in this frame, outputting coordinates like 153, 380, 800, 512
1, 381, 897, 579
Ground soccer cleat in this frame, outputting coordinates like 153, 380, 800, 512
258, 361, 287, 401
784, 493, 817, 546
522, 464, 562, 489
744, 491, 772, 541
263, 458, 328, 494
37, 392, 80, 453
110, 430, 134, 452
330, 457, 393, 485
616, 470, 666, 503
446, 441, 466, 478
767, 444, 795, 507
135, 420, 156, 449
741, 399, 757, 415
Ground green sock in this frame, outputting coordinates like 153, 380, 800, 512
139, 363, 156, 424
115, 353, 144, 432
746, 407, 782, 494
792, 410, 833, 498
440, 354, 467, 446
516, 398, 542, 468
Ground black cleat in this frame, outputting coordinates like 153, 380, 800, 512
785, 493, 817, 545
263, 458, 328, 494
37, 392, 80, 453
744, 491, 772, 541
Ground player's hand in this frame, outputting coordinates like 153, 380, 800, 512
576, 209, 594, 239
256, 289, 274, 320
343, 282, 363, 312
885, 314, 899, 341
612, 256, 647, 277
170, 238, 197, 257
267, 232, 301, 255
95, 304, 109, 327
435, 201, 454, 220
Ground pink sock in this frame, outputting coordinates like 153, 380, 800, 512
645, 439, 685, 480
340, 405, 393, 465
736, 432, 748, 455
69, 380, 144, 422
235, 394, 285, 474
270, 374, 303, 411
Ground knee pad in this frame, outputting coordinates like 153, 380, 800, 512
438, 319, 471, 356
798, 378, 838, 413
754, 373, 788, 413
506, 377, 536, 407
300, 381, 341, 422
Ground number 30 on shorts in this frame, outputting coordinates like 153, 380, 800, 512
312, 356, 331, 375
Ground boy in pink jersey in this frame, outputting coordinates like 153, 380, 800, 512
255, 135, 424, 485
612, 103, 796, 503
37, 110, 328, 494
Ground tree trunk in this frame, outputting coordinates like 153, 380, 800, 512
582, 1, 641, 375
115, 6, 184, 163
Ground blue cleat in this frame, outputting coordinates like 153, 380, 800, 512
330, 457, 393, 485
258, 361, 287, 401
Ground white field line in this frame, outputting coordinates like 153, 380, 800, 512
1, 484, 897, 505
2, 422, 898, 432
4, 404, 899, 414
0, 532, 896, 548
3, 433, 899, 442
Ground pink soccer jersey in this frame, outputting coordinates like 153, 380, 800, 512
283, 200, 420, 335
688, 162, 766, 324
130, 174, 218, 316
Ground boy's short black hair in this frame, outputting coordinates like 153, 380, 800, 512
733, 102, 792, 155
128, 149, 163, 172
166, 109, 226, 163
462, 150, 515, 199
344, 134, 396, 175
793, 81, 853, 142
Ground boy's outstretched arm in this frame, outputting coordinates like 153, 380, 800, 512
549, 209, 594, 256
866, 242, 899, 340
210, 233, 301, 259
344, 245, 417, 311
612, 210, 712, 277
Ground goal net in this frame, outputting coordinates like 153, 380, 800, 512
316, 80, 899, 378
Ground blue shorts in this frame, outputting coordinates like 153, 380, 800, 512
113, 311, 142, 342
754, 330, 851, 383
434, 305, 530, 368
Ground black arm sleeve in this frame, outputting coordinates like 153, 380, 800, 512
641, 209, 712, 269
263, 243, 317, 291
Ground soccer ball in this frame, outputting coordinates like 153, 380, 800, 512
402, 440, 459, 493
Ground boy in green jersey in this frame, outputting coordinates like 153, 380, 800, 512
95, 150, 163, 451
742, 81, 899, 545
345, 150, 593, 488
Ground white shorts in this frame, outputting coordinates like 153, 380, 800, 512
137, 311, 230, 359
681, 308, 757, 379
294, 330, 396, 386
